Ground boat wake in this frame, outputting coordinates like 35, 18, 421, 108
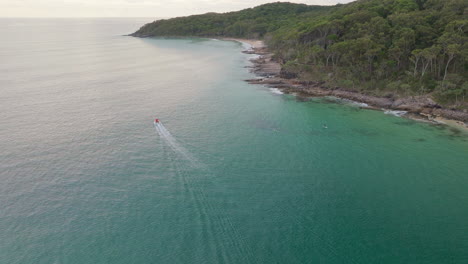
153, 120, 255, 262
154, 121, 202, 167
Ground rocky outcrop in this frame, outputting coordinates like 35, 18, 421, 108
279, 69, 298, 79
391, 96, 441, 112
432, 109, 468, 123
244, 45, 468, 126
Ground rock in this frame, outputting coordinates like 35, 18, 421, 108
242, 39, 468, 124
432, 109, 468, 123
421, 107, 433, 115
279, 69, 297, 79
391, 96, 441, 112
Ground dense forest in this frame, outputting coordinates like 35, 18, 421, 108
132, 0, 468, 107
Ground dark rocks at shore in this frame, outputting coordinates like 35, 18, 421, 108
279, 69, 298, 79
242, 47, 270, 55
242, 50, 270, 55
391, 97, 441, 112
249, 53, 281, 78
246, 47, 468, 125
433, 109, 468, 123
332, 90, 393, 108
245, 78, 284, 85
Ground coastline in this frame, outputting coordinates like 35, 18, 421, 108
236, 39, 468, 132
219, 38, 265, 49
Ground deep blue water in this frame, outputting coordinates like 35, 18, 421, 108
1, 18, 468, 264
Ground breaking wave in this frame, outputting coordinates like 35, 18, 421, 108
269, 88, 284, 95
384, 110, 407, 117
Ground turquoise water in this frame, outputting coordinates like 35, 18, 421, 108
1, 19, 468, 264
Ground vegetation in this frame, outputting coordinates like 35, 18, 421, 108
132, 3, 330, 39
133, 0, 468, 106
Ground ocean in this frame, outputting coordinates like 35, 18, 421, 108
1, 18, 467, 264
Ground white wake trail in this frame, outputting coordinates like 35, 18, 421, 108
154, 122, 201, 167
153, 121, 254, 262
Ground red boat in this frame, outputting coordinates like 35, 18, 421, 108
154, 119, 160, 123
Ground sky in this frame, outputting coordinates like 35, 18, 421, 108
0, 0, 356, 18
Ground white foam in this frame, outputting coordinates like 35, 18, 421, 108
269, 88, 284, 95
325, 97, 369, 108
154, 122, 202, 167
342, 99, 369, 108
384, 110, 407, 117
352, 102, 369, 108
241, 42, 252, 51
249, 54, 261, 60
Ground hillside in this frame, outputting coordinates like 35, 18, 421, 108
132, 0, 468, 108
131, 3, 332, 39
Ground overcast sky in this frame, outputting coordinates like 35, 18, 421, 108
0, 0, 355, 18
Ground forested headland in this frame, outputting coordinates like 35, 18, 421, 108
132, 0, 468, 108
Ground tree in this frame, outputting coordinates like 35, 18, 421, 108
392, 28, 416, 68
415, 0, 428, 10
309, 45, 324, 65
132, 0, 468, 105
443, 44, 461, 81
395, 0, 418, 12
411, 49, 423, 77
419, 45, 440, 78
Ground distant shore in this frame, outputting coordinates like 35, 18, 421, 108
229, 39, 468, 132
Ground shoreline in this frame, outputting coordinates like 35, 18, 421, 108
236, 39, 468, 132
219, 38, 266, 49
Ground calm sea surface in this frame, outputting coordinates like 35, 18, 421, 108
1, 18, 468, 264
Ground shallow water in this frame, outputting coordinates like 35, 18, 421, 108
1, 18, 468, 264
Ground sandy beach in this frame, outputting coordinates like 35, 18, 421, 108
220, 38, 266, 49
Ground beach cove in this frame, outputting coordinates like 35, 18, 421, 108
1, 19, 468, 263
223, 38, 468, 131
